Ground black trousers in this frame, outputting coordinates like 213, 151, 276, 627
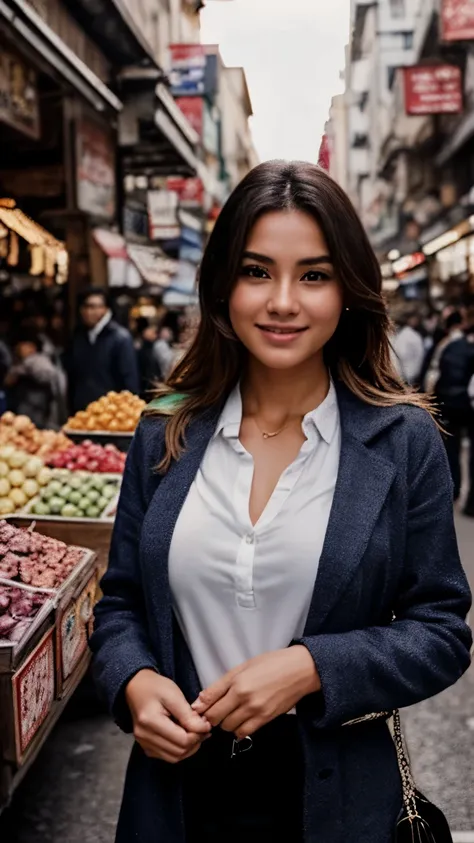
182, 715, 304, 843
441, 408, 474, 502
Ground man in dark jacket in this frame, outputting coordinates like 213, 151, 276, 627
432, 311, 474, 514
65, 289, 139, 412
6, 332, 64, 428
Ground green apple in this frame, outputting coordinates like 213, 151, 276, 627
69, 476, 82, 491
102, 484, 117, 500
97, 496, 108, 511
86, 505, 100, 518
78, 497, 90, 512
87, 489, 100, 504
69, 490, 82, 505
49, 495, 64, 514
61, 503, 78, 518
33, 501, 50, 516
61, 485, 72, 500
48, 480, 63, 496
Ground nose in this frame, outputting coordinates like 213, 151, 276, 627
267, 278, 300, 317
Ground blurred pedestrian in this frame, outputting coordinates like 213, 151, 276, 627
135, 317, 162, 398
153, 324, 177, 382
5, 332, 65, 428
92, 161, 471, 843
426, 310, 474, 512
391, 310, 425, 386
64, 289, 139, 412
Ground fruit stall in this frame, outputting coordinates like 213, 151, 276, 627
0, 406, 132, 811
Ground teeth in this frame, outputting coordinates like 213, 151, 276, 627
264, 328, 298, 334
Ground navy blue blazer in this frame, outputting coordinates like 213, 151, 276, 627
91, 382, 472, 843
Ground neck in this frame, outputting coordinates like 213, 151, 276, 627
241, 353, 330, 425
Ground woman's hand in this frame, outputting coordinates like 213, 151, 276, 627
125, 669, 211, 764
191, 646, 320, 740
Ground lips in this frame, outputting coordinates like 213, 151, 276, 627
256, 325, 307, 334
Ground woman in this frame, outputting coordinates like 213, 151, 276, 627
91, 161, 472, 843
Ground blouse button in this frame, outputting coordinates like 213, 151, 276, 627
245, 534, 254, 545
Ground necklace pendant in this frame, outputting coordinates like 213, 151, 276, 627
262, 432, 269, 439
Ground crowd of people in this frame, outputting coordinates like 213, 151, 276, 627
1, 287, 474, 520
392, 305, 474, 516
0, 289, 196, 427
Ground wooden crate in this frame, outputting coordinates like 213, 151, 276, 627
0, 628, 56, 767
55, 567, 98, 699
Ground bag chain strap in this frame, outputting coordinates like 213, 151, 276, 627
343, 709, 419, 821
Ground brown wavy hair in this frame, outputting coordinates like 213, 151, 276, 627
147, 160, 434, 471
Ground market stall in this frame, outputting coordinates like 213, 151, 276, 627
0, 520, 99, 810
0, 404, 131, 811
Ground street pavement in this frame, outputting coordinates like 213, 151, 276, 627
0, 511, 473, 842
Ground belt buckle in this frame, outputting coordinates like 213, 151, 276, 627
231, 735, 253, 759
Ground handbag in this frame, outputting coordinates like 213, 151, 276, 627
344, 709, 453, 842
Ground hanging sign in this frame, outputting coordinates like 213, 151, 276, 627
76, 119, 116, 219
404, 65, 463, 115
0, 50, 40, 139
441, 0, 474, 42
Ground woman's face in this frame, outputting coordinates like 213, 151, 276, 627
229, 210, 343, 372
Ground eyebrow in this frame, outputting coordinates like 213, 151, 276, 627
242, 251, 333, 267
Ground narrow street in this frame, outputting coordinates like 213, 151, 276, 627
0, 511, 472, 843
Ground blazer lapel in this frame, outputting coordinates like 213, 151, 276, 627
303, 384, 400, 635
142, 407, 220, 680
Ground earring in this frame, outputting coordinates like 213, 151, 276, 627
345, 307, 350, 311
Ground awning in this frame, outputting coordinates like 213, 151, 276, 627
127, 243, 179, 288
0, 0, 122, 113
61, 0, 156, 66
92, 228, 128, 260
436, 111, 474, 166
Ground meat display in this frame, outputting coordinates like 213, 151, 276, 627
0, 521, 86, 589
0, 584, 49, 643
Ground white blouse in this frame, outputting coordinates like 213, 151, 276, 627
168, 380, 341, 691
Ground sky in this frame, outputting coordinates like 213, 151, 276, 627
200, 0, 351, 164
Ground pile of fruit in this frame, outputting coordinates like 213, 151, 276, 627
0, 520, 85, 589
31, 469, 120, 520
66, 391, 145, 433
47, 441, 126, 474
0, 412, 72, 457
0, 447, 51, 516
0, 584, 49, 643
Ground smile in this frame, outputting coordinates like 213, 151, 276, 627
256, 325, 308, 343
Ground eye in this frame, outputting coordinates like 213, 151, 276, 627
240, 265, 270, 279
302, 270, 331, 283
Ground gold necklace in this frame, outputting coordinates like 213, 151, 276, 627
253, 418, 291, 439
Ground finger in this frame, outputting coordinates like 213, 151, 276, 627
162, 686, 211, 734
192, 674, 235, 714
219, 707, 249, 734
138, 731, 204, 760
233, 717, 263, 741
202, 690, 239, 728
135, 711, 193, 748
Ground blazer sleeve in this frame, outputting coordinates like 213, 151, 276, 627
296, 413, 472, 729
90, 424, 159, 732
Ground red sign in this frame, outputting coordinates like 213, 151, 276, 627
166, 177, 204, 209
404, 65, 463, 115
318, 134, 331, 172
176, 97, 203, 136
170, 43, 206, 67
441, 0, 474, 42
